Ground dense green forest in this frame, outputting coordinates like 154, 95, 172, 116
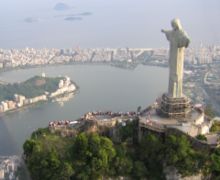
0, 76, 61, 101
23, 121, 220, 180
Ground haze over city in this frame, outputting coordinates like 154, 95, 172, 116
0, 0, 220, 48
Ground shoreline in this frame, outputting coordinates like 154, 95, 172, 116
0, 61, 168, 75
0, 88, 79, 118
0, 77, 79, 116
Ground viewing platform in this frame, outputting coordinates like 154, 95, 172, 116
139, 104, 212, 137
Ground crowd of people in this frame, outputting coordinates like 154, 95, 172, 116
48, 110, 138, 128
49, 120, 71, 128
83, 111, 137, 120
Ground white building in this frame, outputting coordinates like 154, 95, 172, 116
0, 169, 4, 180
58, 80, 64, 88
14, 94, 26, 107
1, 101, 8, 112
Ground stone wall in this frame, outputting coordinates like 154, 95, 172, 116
165, 127, 213, 151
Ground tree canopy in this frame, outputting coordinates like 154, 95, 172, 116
23, 125, 220, 179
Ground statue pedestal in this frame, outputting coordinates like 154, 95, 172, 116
157, 94, 191, 118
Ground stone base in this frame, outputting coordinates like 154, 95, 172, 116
157, 94, 191, 118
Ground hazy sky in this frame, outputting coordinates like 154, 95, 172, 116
0, 0, 219, 48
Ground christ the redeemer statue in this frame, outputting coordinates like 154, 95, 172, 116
162, 18, 190, 98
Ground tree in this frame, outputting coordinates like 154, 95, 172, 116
210, 121, 220, 132
112, 144, 133, 176
23, 127, 211, 179
140, 134, 164, 162
211, 148, 220, 178
71, 133, 116, 179
196, 134, 207, 141
23, 129, 74, 180
23, 139, 37, 158
139, 134, 165, 179
132, 161, 148, 179
119, 121, 135, 142
164, 135, 202, 176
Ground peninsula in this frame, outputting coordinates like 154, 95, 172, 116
0, 74, 77, 113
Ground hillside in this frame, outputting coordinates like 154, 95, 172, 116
22, 120, 220, 180
0, 76, 62, 101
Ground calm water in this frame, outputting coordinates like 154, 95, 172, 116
0, 65, 168, 155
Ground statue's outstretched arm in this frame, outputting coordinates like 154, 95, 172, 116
161, 29, 171, 41
161, 29, 169, 34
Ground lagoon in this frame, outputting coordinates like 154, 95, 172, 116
0, 64, 168, 155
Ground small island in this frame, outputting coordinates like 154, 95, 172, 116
54, 2, 70, 11
0, 74, 77, 113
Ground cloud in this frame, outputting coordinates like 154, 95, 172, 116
78, 12, 93, 16
24, 17, 39, 23
54, 12, 93, 18
64, 16, 83, 21
54, 11, 93, 23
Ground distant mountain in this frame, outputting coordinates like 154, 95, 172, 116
79, 12, 92, 16
64, 16, 82, 21
54, 2, 70, 11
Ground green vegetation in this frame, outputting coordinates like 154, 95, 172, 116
211, 121, 220, 132
210, 148, 220, 179
119, 120, 135, 142
23, 128, 73, 180
0, 76, 61, 101
23, 121, 220, 179
70, 133, 116, 179
165, 135, 207, 177
196, 134, 207, 141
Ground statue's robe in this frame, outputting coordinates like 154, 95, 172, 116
164, 30, 190, 98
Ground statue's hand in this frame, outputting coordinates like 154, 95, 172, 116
161, 29, 165, 33
185, 39, 190, 48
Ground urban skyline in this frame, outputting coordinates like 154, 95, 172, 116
0, 45, 219, 70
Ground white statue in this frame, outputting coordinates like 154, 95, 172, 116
162, 18, 190, 98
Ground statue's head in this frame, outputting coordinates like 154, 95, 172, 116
171, 18, 182, 31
